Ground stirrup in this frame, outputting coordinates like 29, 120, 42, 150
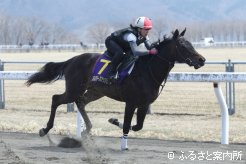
108, 70, 118, 80
109, 74, 117, 80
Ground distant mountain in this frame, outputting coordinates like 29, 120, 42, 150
0, 0, 245, 36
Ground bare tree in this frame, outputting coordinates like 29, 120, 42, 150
24, 17, 46, 45
242, 22, 246, 41
234, 21, 242, 41
0, 13, 81, 45
187, 22, 203, 42
0, 15, 11, 44
86, 23, 112, 44
49, 24, 63, 44
11, 18, 27, 45
152, 18, 169, 40
209, 22, 220, 41
49, 24, 73, 44
228, 20, 235, 41
2, 12, 246, 46
40, 24, 51, 45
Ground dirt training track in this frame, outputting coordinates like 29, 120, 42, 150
0, 132, 245, 164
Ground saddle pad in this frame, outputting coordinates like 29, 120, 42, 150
91, 51, 134, 84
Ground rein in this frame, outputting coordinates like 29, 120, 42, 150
148, 37, 194, 97
148, 53, 174, 97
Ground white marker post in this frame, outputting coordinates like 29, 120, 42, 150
213, 83, 229, 144
76, 111, 86, 137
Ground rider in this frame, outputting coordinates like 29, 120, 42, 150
105, 16, 158, 79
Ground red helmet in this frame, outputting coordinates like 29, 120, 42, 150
134, 17, 152, 30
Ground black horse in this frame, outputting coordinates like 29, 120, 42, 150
26, 29, 205, 150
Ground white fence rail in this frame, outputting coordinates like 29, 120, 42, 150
1, 41, 246, 51
0, 71, 246, 144
1, 71, 246, 82
192, 41, 246, 48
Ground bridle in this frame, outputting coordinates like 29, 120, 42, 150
175, 38, 193, 66
155, 37, 193, 67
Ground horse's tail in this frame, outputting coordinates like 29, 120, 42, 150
26, 61, 67, 86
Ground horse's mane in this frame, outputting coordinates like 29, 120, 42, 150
157, 34, 173, 48
137, 31, 178, 65
138, 35, 173, 64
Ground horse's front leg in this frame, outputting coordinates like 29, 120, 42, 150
76, 89, 104, 135
108, 105, 150, 131
131, 105, 149, 132
121, 103, 136, 150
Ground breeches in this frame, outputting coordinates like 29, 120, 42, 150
105, 37, 125, 65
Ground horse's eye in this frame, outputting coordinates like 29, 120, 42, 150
179, 41, 185, 45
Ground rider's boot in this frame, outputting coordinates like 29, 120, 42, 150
107, 52, 124, 80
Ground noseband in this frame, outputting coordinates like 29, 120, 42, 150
175, 39, 193, 66
155, 38, 193, 66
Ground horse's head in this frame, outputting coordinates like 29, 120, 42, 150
156, 28, 206, 69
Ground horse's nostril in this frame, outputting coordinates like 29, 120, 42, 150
199, 58, 205, 62
185, 58, 192, 65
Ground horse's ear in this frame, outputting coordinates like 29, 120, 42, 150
180, 28, 186, 36
173, 29, 179, 39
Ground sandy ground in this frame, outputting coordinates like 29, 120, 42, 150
0, 132, 245, 164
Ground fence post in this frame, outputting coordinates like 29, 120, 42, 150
76, 111, 86, 137
67, 103, 74, 112
225, 59, 235, 115
0, 60, 5, 109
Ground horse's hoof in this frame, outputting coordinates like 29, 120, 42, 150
81, 131, 90, 138
121, 148, 129, 151
108, 118, 119, 125
39, 128, 46, 137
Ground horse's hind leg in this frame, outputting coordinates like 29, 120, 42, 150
39, 81, 84, 137
39, 92, 75, 137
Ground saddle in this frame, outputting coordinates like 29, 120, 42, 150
91, 51, 137, 85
